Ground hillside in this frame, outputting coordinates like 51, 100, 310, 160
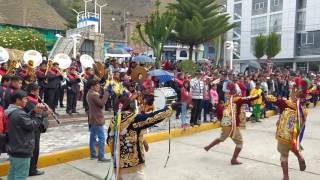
0, 0, 67, 30
0, 0, 226, 40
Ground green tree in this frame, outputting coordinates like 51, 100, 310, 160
169, 0, 236, 61
253, 34, 266, 59
67, 0, 81, 29
136, 0, 176, 68
266, 32, 281, 60
0, 27, 47, 53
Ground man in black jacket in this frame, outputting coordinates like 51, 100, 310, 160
5, 90, 44, 180
66, 66, 81, 114
24, 84, 48, 176
44, 62, 63, 112
36, 62, 47, 99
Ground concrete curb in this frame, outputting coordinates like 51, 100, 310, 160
0, 110, 277, 177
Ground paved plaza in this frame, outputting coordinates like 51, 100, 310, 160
21, 107, 320, 180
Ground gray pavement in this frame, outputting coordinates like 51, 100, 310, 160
24, 107, 320, 180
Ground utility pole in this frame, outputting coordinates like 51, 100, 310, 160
123, 10, 130, 46
96, 2, 108, 33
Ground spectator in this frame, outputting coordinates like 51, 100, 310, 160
250, 82, 263, 123
190, 70, 204, 126
6, 90, 44, 180
209, 83, 219, 121
86, 80, 110, 162
180, 80, 191, 128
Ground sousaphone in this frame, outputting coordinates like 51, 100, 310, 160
0, 47, 9, 64
53, 53, 72, 70
80, 54, 94, 69
23, 50, 42, 68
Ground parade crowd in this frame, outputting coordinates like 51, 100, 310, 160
0, 55, 320, 180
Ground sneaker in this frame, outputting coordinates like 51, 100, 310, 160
98, 157, 110, 162
90, 156, 98, 160
29, 170, 45, 176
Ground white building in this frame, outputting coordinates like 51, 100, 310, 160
226, 0, 320, 72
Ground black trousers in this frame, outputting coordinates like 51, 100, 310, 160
83, 87, 89, 112
190, 99, 202, 124
29, 131, 40, 174
66, 91, 77, 113
59, 86, 65, 106
44, 88, 59, 112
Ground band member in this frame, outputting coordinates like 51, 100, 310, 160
204, 82, 259, 165
107, 95, 178, 180
0, 63, 8, 76
44, 62, 63, 112
16, 64, 29, 89
82, 67, 94, 112
24, 84, 48, 176
3, 75, 23, 109
66, 66, 81, 115
0, 75, 11, 106
265, 77, 309, 180
36, 62, 47, 99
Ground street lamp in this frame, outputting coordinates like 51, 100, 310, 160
96, 3, 108, 33
83, 0, 92, 15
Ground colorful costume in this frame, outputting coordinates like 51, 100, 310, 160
204, 82, 259, 165
265, 77, 309, 180
107, 106, 173, 179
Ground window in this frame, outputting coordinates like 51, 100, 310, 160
234, 3, 242, 20
252, 0, 268, 16
270, 0, 283, 12
296, 11, 306, 31
270, 14, 282, 32
233, 22, 241, 38
255, 2, 265, 9
208, 47, 215, 54
180, 51, 187, 58
298, 0, 307, 9
296, 31, 320, 56
251, 16, 267, 35
80, 40, 94, 57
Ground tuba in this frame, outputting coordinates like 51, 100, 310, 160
0, 47, 9, 64
23, 50, 43, 84
53, 53, 72, 70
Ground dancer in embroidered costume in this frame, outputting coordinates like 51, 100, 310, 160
265, 77, 309, 180
204, 82, 260, 165
106, 95, 179, 180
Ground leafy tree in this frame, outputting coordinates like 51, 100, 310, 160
266, 32, 281, 60
67, 0, 81, 29
136, 0, 176, 68
169, 0, 236, 61
0, 27, 47, 53
253, 34, 266, 59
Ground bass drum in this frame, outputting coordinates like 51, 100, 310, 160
154, 87, 177, 111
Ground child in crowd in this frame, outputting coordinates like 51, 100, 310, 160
209, 83, 219, 122
180, 80, 191, 129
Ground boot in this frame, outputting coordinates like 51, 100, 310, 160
292, 150, 306, 171
204, 139, 221, 151
231, 147, 242, 165
281, 161, 289, 180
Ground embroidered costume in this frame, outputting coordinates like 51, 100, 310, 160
204, 82, 259, 165
265, 77, 309, 180
107, 105, 173, 179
